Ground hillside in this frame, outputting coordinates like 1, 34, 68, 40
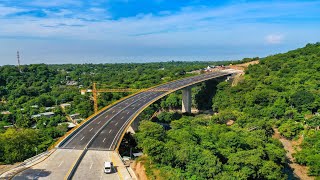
135, 43, 320, 179
213, 43, 320, 177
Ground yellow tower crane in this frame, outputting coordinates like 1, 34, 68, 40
91, 83, 141, 113
82, 83, 171, 113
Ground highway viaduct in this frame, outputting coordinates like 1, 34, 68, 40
10, 69, 238, 180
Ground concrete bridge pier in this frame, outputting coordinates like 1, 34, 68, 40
182, 86, 192, 113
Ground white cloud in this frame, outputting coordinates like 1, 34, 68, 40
27, 0, 82, 7
0, 1, 320, 65
265, 34, 284, 44
0, 5, 25, 16
0, 1, 319, 42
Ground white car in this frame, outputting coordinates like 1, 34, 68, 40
104, 161, 113, 174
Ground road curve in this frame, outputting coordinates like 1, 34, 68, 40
12, 70, 235, 180
59, 70, 234, 151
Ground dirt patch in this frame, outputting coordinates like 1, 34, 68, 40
228, 60, 259, 86
131, 161, 148, 180
273, 128, 314, 180
226, 120, 235, 126
231, 73, 244, 86
229, 60, 259, 71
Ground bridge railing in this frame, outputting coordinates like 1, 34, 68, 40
114, 71, 233, 151
54, 91, 144, 148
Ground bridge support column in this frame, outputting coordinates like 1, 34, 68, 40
182, 87, 192, 113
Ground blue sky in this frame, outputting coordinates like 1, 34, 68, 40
0, 0, 320, 65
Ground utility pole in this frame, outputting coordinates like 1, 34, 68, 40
17, 51, 22, 73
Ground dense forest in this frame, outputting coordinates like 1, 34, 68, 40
0, 60, 233, 164
135, 43, 320, 179
136, 115, 286, 179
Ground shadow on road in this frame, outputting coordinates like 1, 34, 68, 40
13, 169, 51, 180
113, 166, 120, 174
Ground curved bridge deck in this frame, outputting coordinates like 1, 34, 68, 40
10, 70, 238, 180
59, 70, 235, 151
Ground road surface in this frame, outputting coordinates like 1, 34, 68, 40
60, 71, 233, 151
73, 151, 119, 180
13, 149, 82, 180
12, 70, 234, 180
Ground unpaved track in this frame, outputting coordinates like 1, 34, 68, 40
273, 128, 314, 180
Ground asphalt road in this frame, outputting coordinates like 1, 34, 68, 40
60, 71, 233, 151
13, 149, 82, 180
73, 150, 119, 180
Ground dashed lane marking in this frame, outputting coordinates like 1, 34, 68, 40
58, 161, 64, 167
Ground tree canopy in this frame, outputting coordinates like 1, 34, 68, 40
136, 43, 320, 178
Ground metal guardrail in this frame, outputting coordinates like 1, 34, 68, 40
65, 115, 117, 179
56, 111, 103, 148
56, 92, 144, 148
17, 151, 49, 167
64, 93, 151, 179
114, 71, 233, 151
63, 71, 235, 179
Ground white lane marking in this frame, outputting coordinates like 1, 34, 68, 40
127, 111, 129, 114
80, 136, 85, 141
109, 130, 112, 134
61, 92, 151, 147
90, 162, 93, 169
109, 93, 167, 149
89, 128, 93, 132
105, 115, 108, 118
132, 107, 136, 110
68, 147, 75, 152
103, 138, 106, 143
58, 161, 64, 167
84, 95, 152, 148
115, 122, 118, 126
97, 121, 101, 124
62, 111, 115, 146
121, 116, 124, 119
112, 110, 115, 113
